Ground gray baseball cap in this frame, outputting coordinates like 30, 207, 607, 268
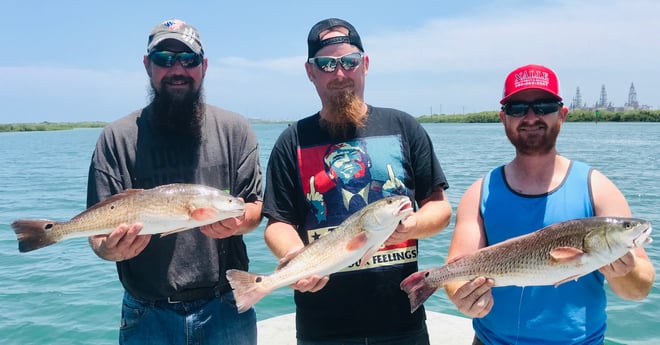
147, 19, 204, 55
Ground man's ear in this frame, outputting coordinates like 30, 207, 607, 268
143, 55, 152, 77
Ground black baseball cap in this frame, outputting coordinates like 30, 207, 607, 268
307, 18, 364, 59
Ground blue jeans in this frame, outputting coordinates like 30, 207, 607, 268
119, 290, 257, 345
297, 324, 429, 345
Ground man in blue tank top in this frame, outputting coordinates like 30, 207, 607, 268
444, 64, 655, 345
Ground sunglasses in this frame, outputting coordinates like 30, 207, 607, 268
308, 52, 364, 73
149, 51, 203, 68
502, 100, 563, 117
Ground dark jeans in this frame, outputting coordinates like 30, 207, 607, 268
119, 290, 256, 345
297, 324, 430, 345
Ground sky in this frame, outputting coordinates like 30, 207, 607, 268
2, 0, 659, 123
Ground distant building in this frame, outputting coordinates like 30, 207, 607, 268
570, 82, 651, 110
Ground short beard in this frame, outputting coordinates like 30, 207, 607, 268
320, 90, 366, 140
505, 120, 560, 155
148, 77, 205, 141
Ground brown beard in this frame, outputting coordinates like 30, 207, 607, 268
320, 90, 367, 139
505, 119, 560, 155
149, 76, 205, 141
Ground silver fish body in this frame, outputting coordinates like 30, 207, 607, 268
400, 217, 652, 312
226, 195, 413, 313
12, 183, 245, 252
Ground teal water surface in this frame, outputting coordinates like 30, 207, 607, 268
0, 122, 658, 344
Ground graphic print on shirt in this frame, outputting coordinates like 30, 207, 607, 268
297, 135, 418, 272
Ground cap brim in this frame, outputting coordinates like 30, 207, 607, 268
500, 87, 563, 104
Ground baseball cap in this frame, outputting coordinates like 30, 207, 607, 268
307, 18, 364, 59
147, 19, 204, 55
500, 64, 562, 104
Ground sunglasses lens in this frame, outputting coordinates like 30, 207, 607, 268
505, 101, 561, 117
313, 57, 338, 72
533, 103, 560, 114
150, 51, 202, 68
505, 103, 530, 117
339, 53, 362, 70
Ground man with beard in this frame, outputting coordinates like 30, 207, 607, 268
262, 18, 452, 344
86, 19, 262, 345
444, 64, 655, 345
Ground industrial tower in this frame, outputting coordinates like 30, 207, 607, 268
570, 87, 583, 109
625, 83, 639, 109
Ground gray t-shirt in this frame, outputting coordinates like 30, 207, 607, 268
87, 103, 262, 300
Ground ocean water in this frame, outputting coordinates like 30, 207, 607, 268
0, 122, 658, 345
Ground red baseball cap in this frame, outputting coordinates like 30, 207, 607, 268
500, 64, 562, 104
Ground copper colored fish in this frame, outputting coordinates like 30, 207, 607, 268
12, 183, 244, 252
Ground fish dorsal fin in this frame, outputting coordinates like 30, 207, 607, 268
549, 246, 584, 263
276, 247, 306, 270
446, 254, 467, 264
71, 189, 144, 220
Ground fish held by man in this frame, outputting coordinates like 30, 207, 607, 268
12, 183, 245, 253
226, 195, 413, 313
400, 217, 652, 313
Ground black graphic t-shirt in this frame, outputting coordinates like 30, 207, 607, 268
263, 105, 448, 340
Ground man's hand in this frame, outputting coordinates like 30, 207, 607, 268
448, 277, 495, 318
599, 250, 636, 278
89, 223, 151, 262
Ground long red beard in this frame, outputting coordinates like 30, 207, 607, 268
321, 90, 366, 139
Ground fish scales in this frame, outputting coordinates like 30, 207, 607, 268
400, 217, 652, 313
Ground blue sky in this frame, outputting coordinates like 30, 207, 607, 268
3, 0, 658, 123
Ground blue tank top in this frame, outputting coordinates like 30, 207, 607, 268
474, 160, 607, 345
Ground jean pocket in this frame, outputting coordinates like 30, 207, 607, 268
120, 294, 148, 331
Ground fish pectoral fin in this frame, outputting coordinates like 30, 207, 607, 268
549, 246, 584, 263
554, 273, 584, 287
358, 245, 381, 267
189, 207, 219, 221
160, 227, 189, 237
345, 231, 369, 251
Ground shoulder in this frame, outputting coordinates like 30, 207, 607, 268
205, 104, 250, 126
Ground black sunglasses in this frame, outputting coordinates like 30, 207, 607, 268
308, 52, 364, 73
502, 100, 563, 117
149, 51, 203, 68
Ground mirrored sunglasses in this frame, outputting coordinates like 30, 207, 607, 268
502, 101, 563, 117
149, 51, 203, 68
308, 52, 364, 73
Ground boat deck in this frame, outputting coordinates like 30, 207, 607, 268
257, 311, 474, 344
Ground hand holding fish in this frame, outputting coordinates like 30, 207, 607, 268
384, 214, 415, 246
89, 223, 152, 262
290, 275, 330, 293
598, 250, 636, 278
200, 216, 243, 239
446, 276, 495, 318
279, 247, 331, 293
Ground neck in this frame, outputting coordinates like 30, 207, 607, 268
504, 150, 569, 194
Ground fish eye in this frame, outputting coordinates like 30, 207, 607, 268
623, 221, 632, 229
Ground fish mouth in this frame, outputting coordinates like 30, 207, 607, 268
397, 199, 413, 216
633, 225, 653, 247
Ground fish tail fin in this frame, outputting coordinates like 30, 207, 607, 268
11, 219, 60, 253
225, 269, 270, 313
400, 270, 441, 313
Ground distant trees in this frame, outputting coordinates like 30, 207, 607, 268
417, 110, 660, 123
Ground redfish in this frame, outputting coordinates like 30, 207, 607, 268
400, 217, 652, 313
226, 196, 413, 313
12, 183, 244, 252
